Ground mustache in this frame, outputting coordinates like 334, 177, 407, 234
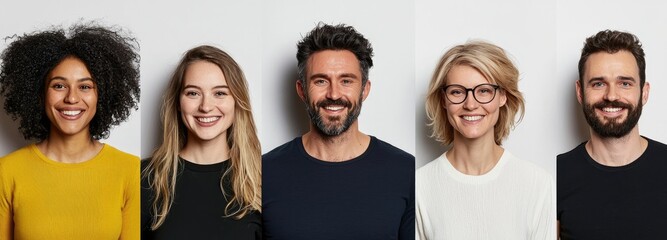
591, 100, 633, 109
316, 99, 352, 109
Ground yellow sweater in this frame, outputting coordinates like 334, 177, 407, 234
0, 144, 140, 240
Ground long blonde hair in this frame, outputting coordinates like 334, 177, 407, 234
143, 45, 261, 229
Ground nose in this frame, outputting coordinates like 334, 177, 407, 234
326, 82, 341, 100
462, 90, 479, 110
604, 84, 619, 102
198, 94, 213, 112
64, 88, 80, 104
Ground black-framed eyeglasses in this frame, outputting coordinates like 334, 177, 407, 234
441, 84, 500, 104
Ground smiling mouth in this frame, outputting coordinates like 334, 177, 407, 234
601, 107, 622, 113
462, 115, 483, 121
197, 117, 220, 123
62, 110, 82, 116
324, 105, 344, 111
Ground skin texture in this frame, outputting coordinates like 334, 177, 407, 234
576, 50, 650, 166
443, 64, 507, 175
444, 65, 506, 143
296, 50, 371, 162
179, 61, 235, 164
44, 57, 98, 139
577, 51, 647, 137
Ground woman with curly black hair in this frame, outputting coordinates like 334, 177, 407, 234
0, 23, 140, 239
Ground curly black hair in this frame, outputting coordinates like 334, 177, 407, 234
0, 22, 140, 140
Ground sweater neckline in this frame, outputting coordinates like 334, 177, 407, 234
29, 143, 108, 168
179, 157, 230, 172
439, 150, 511, 184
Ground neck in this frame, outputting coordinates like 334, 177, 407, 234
586, 126, 647, 167
180, 133, 230, 164
447, 133, 504, 175
302, 121, 370, 162
37, 130, 101, 163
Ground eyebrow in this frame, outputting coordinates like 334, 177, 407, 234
47, 76, 94, 83
588, 76, 636, 82
182, 84, 229, 90
309, 73, 359, 80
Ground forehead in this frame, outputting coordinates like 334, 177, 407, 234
48, 56, 92, 79
584, 50, 639, 78
446, 64, 490, 87
306, 50, 361, 76
183, 60, 227, 86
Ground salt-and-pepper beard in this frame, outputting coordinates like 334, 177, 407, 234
304, 88, 363, 136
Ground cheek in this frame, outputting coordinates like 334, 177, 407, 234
179, 98, 198, 115
44, 90, 60, 108
220, 99, 236, 115
483, 102, 502, 123
444, 103, 459, 124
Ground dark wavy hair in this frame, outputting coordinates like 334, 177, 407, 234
0, 22, 140, 140
296, 23, 374, 86
578, 30, 646, 88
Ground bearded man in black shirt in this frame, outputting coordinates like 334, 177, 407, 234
557, 30, 667, 240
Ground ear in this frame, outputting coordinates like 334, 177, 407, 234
361, 80, 371, 101
498, 89, 507, 107
296, 79, 306, 102
642, 81, 650, 105
575, 80, 583, 105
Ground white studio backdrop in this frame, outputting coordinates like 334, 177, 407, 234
0, 0, 143, 156
260, 0, 416, 156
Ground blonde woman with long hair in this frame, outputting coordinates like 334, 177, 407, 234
141, 45, 261, 239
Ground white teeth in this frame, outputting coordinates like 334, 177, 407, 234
62, 110, 81, 116
462, 115, 482, 121
197, 117, 220, 123
602, 107, 622, 112
325, 106, 344, 111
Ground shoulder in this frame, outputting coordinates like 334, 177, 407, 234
557, 142, 587, 168
646, 137, 667, 153
416, 155, 442, 181
505, 151, 553, 185
0, 145, 36, 172
370, 136, 415, 164
100, 144, 140, 178
262, 137, 301, 163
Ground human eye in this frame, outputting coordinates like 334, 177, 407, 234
590, 81, 606, 89
478, 87, 492, 94
79, 84, 95, 91
184, 90, 200, 97
313, 79, 327, 86
214, 90, 230, 97
619, 81, 633, 89
447, 87, 464, 96
50, 82, 66, 90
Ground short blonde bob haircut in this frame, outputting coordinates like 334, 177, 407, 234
425, 41, 525, 145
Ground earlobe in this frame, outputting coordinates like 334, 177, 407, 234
642, 82, 650, 105
361, 80, 371, 101
296, 80, 306, 102
499, 91, 507, 107
575, 80, 583, 104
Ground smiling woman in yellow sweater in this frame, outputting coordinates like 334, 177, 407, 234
0, 22, 140, 239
